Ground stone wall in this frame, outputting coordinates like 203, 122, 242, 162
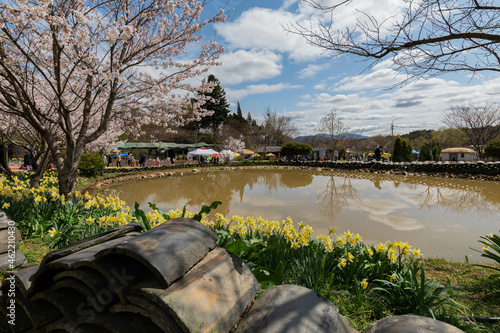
101, 160, 500, 181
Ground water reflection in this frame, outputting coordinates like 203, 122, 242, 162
315, 173, 359, 221
93, 169, 500, 261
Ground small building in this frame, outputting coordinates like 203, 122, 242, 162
440, 147, 476, 162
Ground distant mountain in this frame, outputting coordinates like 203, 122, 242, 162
295, 133, 368, 142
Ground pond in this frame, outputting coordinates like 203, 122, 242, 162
93, 168, 500, 262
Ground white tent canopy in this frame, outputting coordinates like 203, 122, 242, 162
187, 148, 219, 157
219, 150, 235, 162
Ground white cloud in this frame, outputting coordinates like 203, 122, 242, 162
297, 63, 330, 78
333, 68, 401, 92
215, 7, 323, 61
227, 83, 303, 100
210, 49, 282, 85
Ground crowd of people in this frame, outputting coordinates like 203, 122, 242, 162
104, 152, 171, 168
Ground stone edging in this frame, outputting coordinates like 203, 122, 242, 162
82, 161, 499, 193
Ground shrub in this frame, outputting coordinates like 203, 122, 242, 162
78, 153, 105, 177
484, 138, 500, 160
281, 142, 313, 159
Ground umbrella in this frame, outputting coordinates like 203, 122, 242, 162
231, 152, 241, 157
253, 153, 261, 157
266, 153, 275, 157
242, 149, 254, 155
211, 154, 220, 157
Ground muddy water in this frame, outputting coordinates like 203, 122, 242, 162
92, 169, 500, 262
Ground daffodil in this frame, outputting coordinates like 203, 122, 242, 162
1, 203, 10, 209
49, 228, 57, 238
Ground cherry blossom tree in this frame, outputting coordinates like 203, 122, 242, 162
0, 112, 52, 187
0, 0, 225, 196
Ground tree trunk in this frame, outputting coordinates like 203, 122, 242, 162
58, 167, 78, 199
0, 143, 13, 177
29, 149, 50, 188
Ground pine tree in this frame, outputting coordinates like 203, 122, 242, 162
236, 102, 243, 120
199, 75, 230, 136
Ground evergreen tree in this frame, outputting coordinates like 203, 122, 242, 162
402, 138, 414, 162
432, 139, 442, 161
392, 135, 404, 162
199, 74, 230, 137
419, 140, 432, 161
236, 102, 243, 120
419, 138, 442, 161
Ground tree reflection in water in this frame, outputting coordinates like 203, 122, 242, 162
315, 172, 360, 221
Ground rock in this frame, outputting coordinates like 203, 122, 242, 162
364, 315, 465, 333
235, 285, 358, 333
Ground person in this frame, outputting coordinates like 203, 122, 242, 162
155, 156, 160, 167
170, 156, 175, 165
128, 153, 132, 166
116, 153, 121, 167
375, 146, 382, 161
139, 154, 146, 167
24, 151, 32, 171
28, 150, 35, 171
107, 154, 112, 167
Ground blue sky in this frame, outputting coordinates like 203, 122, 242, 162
201, 0, 500, 137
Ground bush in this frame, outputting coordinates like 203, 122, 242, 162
281, 142, 313, 158
484, 138, 500, 160
78, 153, 105, 177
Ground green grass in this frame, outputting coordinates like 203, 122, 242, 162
20, 239, 51, 263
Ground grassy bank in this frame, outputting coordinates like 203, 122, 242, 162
13, 239, 500, 332
2, 170, 499, 332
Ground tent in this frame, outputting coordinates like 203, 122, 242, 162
219, 150, 235, 162
187, 148, 219, 163
187, 148, 219, 157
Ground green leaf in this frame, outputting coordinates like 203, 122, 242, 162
226, 240, 250, 257
192, 201, 223, 222
134, 201, 151, 231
